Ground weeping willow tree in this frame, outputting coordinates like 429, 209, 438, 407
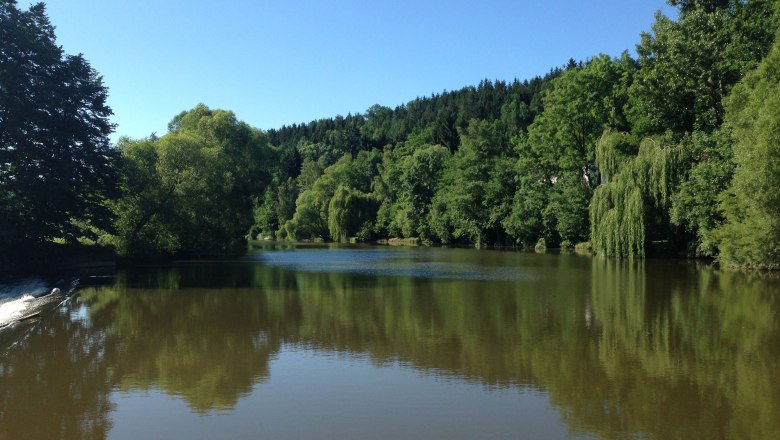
328, 186, 379, 242
590, 132, 688, 257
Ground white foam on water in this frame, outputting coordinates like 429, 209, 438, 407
0, 295, 36, 326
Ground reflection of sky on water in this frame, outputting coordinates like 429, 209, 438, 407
108, 348, 594, 440
247, 248, 534, 281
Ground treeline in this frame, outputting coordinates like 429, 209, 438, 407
2, 0, 780, 269
250, 0, 780, 269
266, 73, 557, 152
254, 70, 564, 246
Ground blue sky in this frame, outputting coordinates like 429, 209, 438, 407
34, 0, 676, 142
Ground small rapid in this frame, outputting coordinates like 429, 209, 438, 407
0, 278, 76, 329
0, 295, 37, 324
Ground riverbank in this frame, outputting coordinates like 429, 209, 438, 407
0, 243, 115, 276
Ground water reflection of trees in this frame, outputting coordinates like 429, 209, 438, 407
588, 260, 780, 440
82, 285, 281, 413
2, 258, 779, 440
0, 304, 115, 440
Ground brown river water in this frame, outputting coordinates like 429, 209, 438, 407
1, 244, 779, 439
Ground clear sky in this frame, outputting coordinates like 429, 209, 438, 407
32, 0, 676, 142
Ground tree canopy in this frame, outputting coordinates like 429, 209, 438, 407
109, 105, 272, 258
715, 29, 780, 269
0, 0, 116, 251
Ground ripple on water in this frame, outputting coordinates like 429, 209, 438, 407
248, 248, 535, 281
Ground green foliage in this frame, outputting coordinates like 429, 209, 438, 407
591, 177, 647, 258
0, 1, 117, 251
667, 0, 732, 13
503, 182, 547, 247
276, 177, 299, 225
328, 186, 379, 242
397, 144, 451, 241
591, 136, 688, 257
428, 120, 509, 246
587, 0, 780, 260
296, 158, 323, 192
267, 75, 561, 153
283, 151, 381, 241
110, 105, 271, 258
373, 127, 447, 240
715, 32, 780, 269
501, 55, 635, 248
484, 155, 518, 243
327, 186, 352, 242
627, 0, 779, 136
669, 130, 734, 255
593, 128, 741, 259
283, 157, 348, 241
373, 144, 408, 238
296, 139, 343, 169
283, 188, 330, 241
527, 54, 637, 182
545, 173, 593, 245
251, 182, 279, 240
502, 133, 549, 246
595, 130, 638, 184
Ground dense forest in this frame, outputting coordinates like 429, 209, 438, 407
2, 0, 780, 269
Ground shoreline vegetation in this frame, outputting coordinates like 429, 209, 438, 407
0, 243, 115, 276
2, 1, 780, 273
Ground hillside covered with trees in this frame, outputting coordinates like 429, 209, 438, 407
2, 0, 780, 270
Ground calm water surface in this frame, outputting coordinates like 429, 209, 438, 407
1, 244, 779, 439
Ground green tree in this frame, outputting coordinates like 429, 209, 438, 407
715, 32, 780, 269
503, 132, 551, 246
251, 181, 280, 240
545, 173, 592, 246
627, 0, 778, 136
590, 134, 687, 258
276, 177, 299, 226
283, 155, 352, 241
0, 1, 116, 251
402, 145, 451, 241
526, 54, 636, 186
669, 130, 734, 255
667, 0, 732, 13
591, 0, 779, 258
328, 185, 379, 242
361, 104, 395, 147
373, 127, 436, 238
297, 157, 324, 192
111, 105, 272, 258
284, 150, 382, 241
503, 55, 634, 247
429, 120, 509, 245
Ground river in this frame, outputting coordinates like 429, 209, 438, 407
1, 244, 779, 439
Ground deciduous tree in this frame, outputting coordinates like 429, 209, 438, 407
0, 0, 116, 250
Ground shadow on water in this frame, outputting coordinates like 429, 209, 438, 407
1, 247, 779, 439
